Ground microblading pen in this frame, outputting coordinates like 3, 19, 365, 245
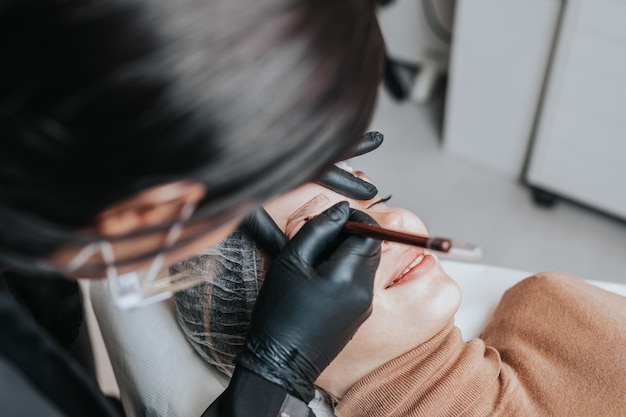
343, 221, 483, 262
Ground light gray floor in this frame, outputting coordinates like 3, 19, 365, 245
353, 88, 626, 284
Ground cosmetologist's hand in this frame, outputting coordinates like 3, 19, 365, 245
315, 131, 383, 200
235, 202, 381, 402
239, 207, 288, 257
240, 131, 383, 256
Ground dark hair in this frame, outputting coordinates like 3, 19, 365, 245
0, 0, 384, 271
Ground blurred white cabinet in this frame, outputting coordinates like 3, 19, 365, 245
443, 0, 563, 179
526, 0, 626, 220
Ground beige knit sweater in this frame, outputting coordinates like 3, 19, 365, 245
336, 272, 626, 417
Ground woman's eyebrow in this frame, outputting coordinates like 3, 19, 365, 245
285, 194, 331, 237
352, 170, 367, 179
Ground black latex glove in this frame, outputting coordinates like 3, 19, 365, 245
241, 130, 383, 255
235, 202, 381, 402
315, 131, 383, 200
240, 207, 288, 257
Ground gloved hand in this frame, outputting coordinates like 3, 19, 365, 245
239, 207, 288, 257
235, 202, 381, 402
315, 131, 383, 200
241, 130, 383, 255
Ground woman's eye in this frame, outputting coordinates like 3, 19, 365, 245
366, 195, 392, 209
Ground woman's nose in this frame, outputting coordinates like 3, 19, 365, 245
369, 211, 404, 252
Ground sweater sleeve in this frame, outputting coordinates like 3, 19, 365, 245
336, 272, 626, 417
479, 272, 626, 417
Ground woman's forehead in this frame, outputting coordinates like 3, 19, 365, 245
264, 173, 379, 233
284, 193, 332, 236
264, 183, 347, 231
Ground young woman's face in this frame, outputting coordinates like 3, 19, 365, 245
263, 176, 462, 397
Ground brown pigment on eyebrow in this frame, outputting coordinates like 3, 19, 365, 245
285, 194, 330, 237
352, 170, 366, 179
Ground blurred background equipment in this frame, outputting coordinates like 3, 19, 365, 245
380, 0, 626, 220
361, 0, 626, 283
443, 0, 562, 180
525, 0, 626, 220
378, 0, 455, 103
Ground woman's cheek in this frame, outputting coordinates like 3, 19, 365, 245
356, 290, 405, 349
392, 207, 429, 235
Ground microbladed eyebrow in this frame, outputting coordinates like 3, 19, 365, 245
285, 194, 330, 237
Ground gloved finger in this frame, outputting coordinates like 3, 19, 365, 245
348, 207, 380, 226
314, 131, 383, 200
286, 201, 350, 265
351, 131, 384, 157
240, 207, 288, 256
316, 168, 378, 200
317, 209, 381, 286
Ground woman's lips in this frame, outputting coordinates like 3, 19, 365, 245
385, 251, 436, 289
